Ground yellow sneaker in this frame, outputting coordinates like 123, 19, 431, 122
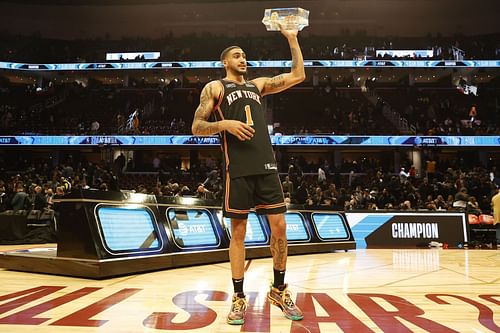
227, 293, 248, 325
267, 284, 303, 321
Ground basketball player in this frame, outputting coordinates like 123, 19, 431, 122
191, 24, 305, 325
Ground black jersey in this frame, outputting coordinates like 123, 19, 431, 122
213, 79, 277, 178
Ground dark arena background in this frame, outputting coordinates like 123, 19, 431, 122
0, 1, 499, 332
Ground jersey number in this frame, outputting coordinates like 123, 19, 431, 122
244, 105, 254, 126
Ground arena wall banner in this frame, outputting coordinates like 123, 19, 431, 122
345, 212, 468, 249
0, 135, 499, 147
2, 59, 500, 71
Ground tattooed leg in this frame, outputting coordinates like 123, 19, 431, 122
267, 213, 288, 271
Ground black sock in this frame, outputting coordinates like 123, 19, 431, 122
273, 269, 286, 289
232, 278, 244, 297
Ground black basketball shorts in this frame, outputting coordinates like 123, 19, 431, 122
223, 172, 286, 219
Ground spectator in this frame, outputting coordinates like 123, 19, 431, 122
446, 194, 455, 209
424, 194, 437, 210
336, 188, 351, 210
11, 183, 30, 211
33, 185, 48, 210
434, 194, 448, 210
51, 186, 65, 221
318, 166, 326, 184
453, 187, 469, 209
287, 158, 302, 184
399, 167, 409, 183
46, 188, 54, 208
323, 183, 338, 202
377, 188, 395, 209
195, 183, 214, 200
426, 159, 437, 181
114, 153, 126, 175
408, 165, 417, 180
320, 196, 335, 208
367, 199, 378, 210
400, 200, 412, 210
358, 188, 371, 209
419, 178, 434, 200
60, 176, 72, 193
294, 180, 308, 205
282, 175, 294, 198
467, 196, 482, 215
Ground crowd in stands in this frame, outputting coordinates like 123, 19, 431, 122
1, 77, 499, 136
374, 86, 499, 136
0, 79, 191, 136
1, 31, 500, 63
272, 87, 392, 135
0, 159, 117, 213
1, 153, 498, 219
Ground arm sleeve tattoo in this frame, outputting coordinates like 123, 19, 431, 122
192, 83, 220, 135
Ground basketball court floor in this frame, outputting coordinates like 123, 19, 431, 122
0, 244, 498, 333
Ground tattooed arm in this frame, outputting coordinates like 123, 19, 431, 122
253, 27, 305, 96
192, 81, 255, 140
191, 81, 221, 136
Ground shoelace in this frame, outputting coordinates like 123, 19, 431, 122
233, 298, 247, 312
281, 290, 295, 307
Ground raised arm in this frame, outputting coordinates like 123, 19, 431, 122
192, 81, 255, 140
253, 27, 306, 96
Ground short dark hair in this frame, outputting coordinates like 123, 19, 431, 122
220, 45, 241, 62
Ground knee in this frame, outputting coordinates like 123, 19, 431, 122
275, 220, 286, 233
231, 223, 247, 242
271, 221, 287, 238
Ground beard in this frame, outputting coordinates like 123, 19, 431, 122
229, 64, 247, 75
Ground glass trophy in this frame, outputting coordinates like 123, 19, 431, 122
262, 8, 309, 31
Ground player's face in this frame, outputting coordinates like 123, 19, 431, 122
224, 48, 247, 75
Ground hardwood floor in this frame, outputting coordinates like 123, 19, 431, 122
0, 244, 498, 333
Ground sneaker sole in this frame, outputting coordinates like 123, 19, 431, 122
267, 295, 304, 321
227, 318, 245, 325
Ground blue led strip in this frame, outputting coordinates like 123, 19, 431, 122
2, 60, 500, 71
0, 135, 499, 146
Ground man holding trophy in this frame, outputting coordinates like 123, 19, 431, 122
191, 8, 308, 325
